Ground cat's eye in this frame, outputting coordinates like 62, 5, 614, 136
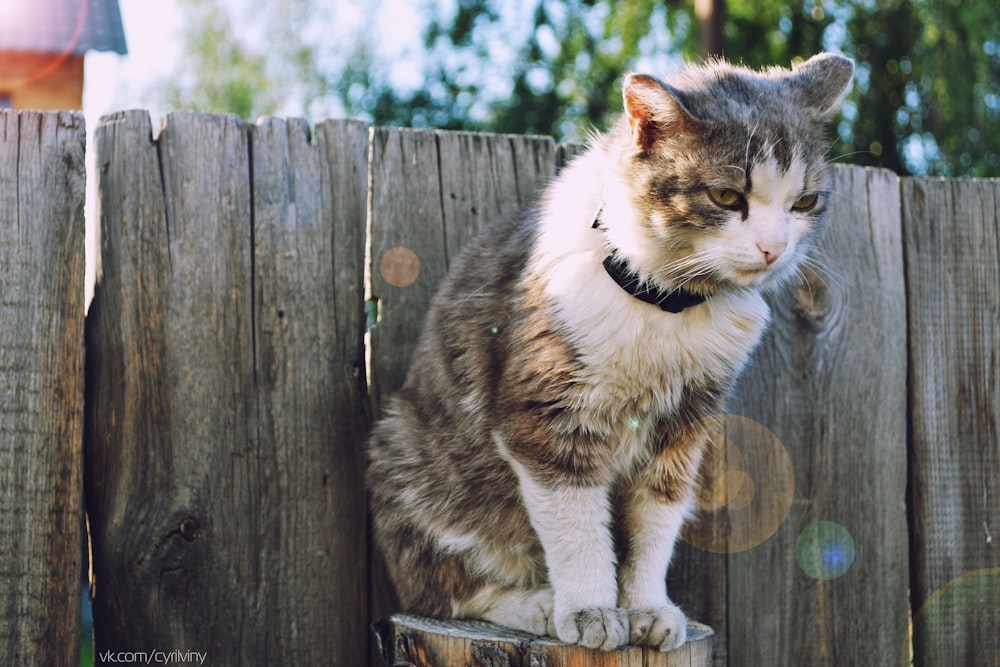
792, 193, 819, 211
707, 188, 743, 209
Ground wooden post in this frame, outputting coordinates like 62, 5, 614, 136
0, 110, 86, 665
374, 614, 713, 667
695, 0, 726, 59
85, 111, 370, 665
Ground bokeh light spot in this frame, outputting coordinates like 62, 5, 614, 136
682, 414, 794, 553
721, 470, 754, 511
380, 247, 420, 287
795, 520, 856, 580
901, 568, 1000, 666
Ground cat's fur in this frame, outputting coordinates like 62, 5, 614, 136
366, 53, 854, 651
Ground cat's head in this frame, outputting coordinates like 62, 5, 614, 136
603, 53, 854, 296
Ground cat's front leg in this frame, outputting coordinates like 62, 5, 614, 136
617, 484, 690, 651
505, 455, 628, 650
618, 424, 710, 652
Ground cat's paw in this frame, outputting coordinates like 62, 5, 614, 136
627, 604, 687, 651
513, 587, 557, 637
477, 587, 556, 637
555, 607, 629, 651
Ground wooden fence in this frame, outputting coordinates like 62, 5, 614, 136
0, 108, 997, 666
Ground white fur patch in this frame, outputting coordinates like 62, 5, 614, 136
536, 243, 769, 429
456, 585, 556, 637
430, 521, 542, 588
497, 443, 619, 610
618, 490, 691, 609
437, 528, 480, 554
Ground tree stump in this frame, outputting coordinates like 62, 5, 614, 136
374, 614, 713, 667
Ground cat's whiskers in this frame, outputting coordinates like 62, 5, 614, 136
822, 188, 858, 206
653, 248, 718, 275
651, 249, 725, 289
824, 144, 873, 164
797, 253, 848, 292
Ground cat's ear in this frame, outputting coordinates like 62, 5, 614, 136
623, 73, 696, 152
787, 53, 855, 117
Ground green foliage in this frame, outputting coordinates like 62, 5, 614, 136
155, 0, 1000, 176
151, 0, 280, 120
903, 0, 1000, 176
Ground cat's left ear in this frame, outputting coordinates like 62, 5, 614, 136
787, 53, 855, 117
623, 73, 696, 153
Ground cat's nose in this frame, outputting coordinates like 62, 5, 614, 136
757, 241, 787, 265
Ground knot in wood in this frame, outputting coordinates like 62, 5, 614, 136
178, 516, 201, 541
791, 263, 834, 324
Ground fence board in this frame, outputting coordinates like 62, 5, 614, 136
368, 128, 447, 413
85, 111, 369, 665
0, 110, 86, 666
902, 176, 1000, 666
436, 131, 556, 262
250, 116, 371, 665
673, 166, 910, 666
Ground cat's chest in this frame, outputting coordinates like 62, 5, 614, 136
561, 293, 768, 472
556, 284, 770, 422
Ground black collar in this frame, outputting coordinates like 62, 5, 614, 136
593, 206, 707, 313
601, 254, 707, 313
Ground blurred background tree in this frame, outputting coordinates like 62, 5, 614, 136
153, 0, 281, 121
155, 0, 1000, 177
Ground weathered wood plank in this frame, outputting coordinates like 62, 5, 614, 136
902, 176, 1000, 666
673, 165, 910, 666
86, 111, 370, 665
368, 127, 556, 409
250, 116, 371, 666
0, 110, 86, 667
368, 127, 448, 412
86, 108, 254, 661
436, 130, 556, 262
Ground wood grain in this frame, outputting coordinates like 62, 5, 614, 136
0, 110, 86, 667
250, 116, 371, 666
85, 111, 370, 665
902, 175, 1000, 666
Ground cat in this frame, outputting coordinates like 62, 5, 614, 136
366, 53, 854, 652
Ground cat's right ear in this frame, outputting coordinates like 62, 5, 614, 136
623, 74, 695, 153
787, 53, 855, 117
